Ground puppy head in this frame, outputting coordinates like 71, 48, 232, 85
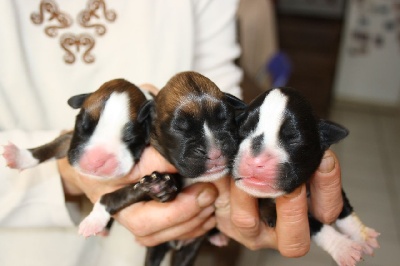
151, 71, 246, 182
233, 87, 348, 198
67, 79, 152, 179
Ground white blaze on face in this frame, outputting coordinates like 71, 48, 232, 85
254, 89, 289, 161
234, 90, 289, 175
81, 92, 134, 178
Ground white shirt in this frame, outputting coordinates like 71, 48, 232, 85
0, 0, 242, 265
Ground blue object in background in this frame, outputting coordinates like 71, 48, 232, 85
266, 52, 292, 87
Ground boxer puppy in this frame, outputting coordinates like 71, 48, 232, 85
2, 79, 168, 235
3, 79, 152, 179
232, 87, 380, 266
146, 71, 247, 266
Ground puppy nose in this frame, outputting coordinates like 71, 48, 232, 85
244, 155, 273, 168
207, 148, 222, 160
79, 147, 118, 176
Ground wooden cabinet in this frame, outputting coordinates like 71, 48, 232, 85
276, 12, 344, 118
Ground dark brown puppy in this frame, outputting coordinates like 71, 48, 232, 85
144, 71, 246, 266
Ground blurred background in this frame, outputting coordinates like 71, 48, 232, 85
197, 0, 400, 265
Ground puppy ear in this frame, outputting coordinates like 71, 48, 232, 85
67, 93, 91, 109
318, 120, 349, 150
137, 100, 154, 123
224, 93, 247, 110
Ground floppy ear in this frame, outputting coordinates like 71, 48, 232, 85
318, 119, 349, 150
224, 93, 247, 110
137, 100, 155, 124
67, 93, 91, 109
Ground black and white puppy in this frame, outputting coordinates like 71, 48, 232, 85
232, 87, 380, 266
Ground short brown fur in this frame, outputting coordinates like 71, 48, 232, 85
83, 79, 147, 121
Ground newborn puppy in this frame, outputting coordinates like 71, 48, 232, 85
2, 79, 161, 235
146, 71, 246, 266
233, 87, 379, 266
3, 79, 152, 179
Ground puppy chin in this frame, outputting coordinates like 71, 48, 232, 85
185, 167, 229, 184
234, 179, 285, 198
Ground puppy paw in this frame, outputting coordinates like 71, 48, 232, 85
78, 202, 111, 238
2, 142, 38, 170
336, 213, 380, 257
313, 224, 363, 266
208, 232, 230, 247
360, 227, 380, 256
138, 172, 179, 202
334, 240, 363, 266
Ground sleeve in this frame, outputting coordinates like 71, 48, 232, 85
0, 130, 75, 227
192, 0, 244, 99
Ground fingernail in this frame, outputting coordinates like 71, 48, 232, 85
318, 155, 335, 174
197, 188, 216, 208
199, 205, 215, 218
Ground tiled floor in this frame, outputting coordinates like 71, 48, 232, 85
234, 102, 400, 266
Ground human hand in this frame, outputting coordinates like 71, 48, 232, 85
214, 149, 343, 257
58, 146, 218, 246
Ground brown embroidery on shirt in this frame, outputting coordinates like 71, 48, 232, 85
31, 0, 72, 37
31, 0, 116, 64
60, 33, 95, 64
78, 0, 117, 36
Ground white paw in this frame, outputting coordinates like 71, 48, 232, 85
78, 202, 110, 238
2, 142, 38, 170
334, 239, 363, 266
360, 227, 380, 256
336, 213, 380, 256
313, 224, 363, 266
208, 232, 230, 247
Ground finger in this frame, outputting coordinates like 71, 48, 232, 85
177, 216, 216, 240
135, 209, 216, 246
116, 183, 218, 237
275, 184, 310, 257
229, 179, 261, 239
309, 149, 343, 224
128, 147, 177, 182
139, 83, 160, 95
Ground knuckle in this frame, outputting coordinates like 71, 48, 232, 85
312, 197, 343, 224
280, 207, 306, 223
135, 236, 159, 247
279, 242, 310, 258
245, 241, 264, 251
231, 213, 258, 230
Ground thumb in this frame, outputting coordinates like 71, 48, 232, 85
275, 184, 310, 258
309, 149, 343, 224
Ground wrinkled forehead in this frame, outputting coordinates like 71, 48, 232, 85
253, 89, 288, 137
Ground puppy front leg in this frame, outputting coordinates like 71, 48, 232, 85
310, 214, 363, 266
78, 172, 182, 237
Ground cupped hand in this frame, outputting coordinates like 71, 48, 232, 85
58, 146, 218, 246
214, 149, 343, 257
